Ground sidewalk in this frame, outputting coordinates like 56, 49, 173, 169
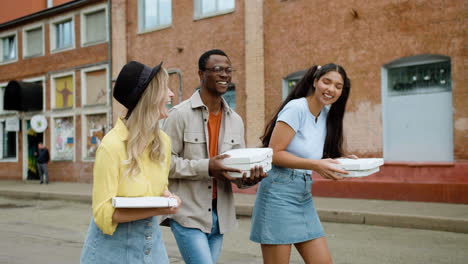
1, 180, 467, 234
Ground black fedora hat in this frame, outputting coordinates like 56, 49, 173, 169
113, 61, 163, 118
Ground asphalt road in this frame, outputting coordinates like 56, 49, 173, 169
0, 197, 467, 264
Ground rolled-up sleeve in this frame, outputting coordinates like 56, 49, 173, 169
92, 145, 119, 235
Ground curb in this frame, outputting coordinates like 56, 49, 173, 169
234, 204, 468, 234
317, 209, 468, 234
1, 190, 467, 234
0, 190, 91, 203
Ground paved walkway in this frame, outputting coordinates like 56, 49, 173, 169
0, 180, 467, 233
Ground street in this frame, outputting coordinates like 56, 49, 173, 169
0, 197, 467, 264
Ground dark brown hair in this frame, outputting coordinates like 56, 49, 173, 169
260, 63, 351, 158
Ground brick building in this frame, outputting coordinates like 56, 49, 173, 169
2, 0, 466, 203
0, 0, 111, 182
112, 0, 467, 203
260, 0, 467, 203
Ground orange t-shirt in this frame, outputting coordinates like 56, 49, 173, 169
208, 110, 222, 199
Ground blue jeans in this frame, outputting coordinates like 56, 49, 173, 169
170, 208, 223, 264
38, 163, 48, 183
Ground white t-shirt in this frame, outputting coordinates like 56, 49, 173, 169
277, 97, 329, 171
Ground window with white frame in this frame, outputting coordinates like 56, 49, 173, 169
1, 33, 17, 63
138, 0, 172, 32
51, 18, 74, 51
52, 73, 74, 109
82, 66, 108, 106
82, 7, 107, 45
83, 113, 107, 159
23, 25, 44, 57
0, 120, 17, 160
52, 116, 74, 160
194, 0, 235, 19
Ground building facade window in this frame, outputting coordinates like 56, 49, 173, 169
50, 15, 74, 52
23, 25, 44, 57
388, 61, 451, 96
223, 84, 236, 110
51, 73, 74, 109
194, 0, 235, 19
81, 66, 108, 106
22, 77, 46, 111
0, 120, 18, 160
382, 54, 453, 162
138, 0, 172, 32
81, 5, 107, 46
51, 116, 74, 161
56, 20, 73, 49
83, 113, 107, 160
1, 32, 17, 63
282, 70, 306, 99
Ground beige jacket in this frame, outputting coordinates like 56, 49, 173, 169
160, 91, 246, 234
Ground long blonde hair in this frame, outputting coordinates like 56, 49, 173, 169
123, 68, 169, 178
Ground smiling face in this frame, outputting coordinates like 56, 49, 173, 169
312, 71, 344, 107
198, 54, 232, 96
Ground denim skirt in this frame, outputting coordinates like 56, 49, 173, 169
80, 216, 169, 264
250, 166, 325, 244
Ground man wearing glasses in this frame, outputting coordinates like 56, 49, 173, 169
161, 49, 266, 263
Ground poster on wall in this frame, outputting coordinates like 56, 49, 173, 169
85, 70, 107, 105
53, 117, 74, 160
5, 117, 20, 131
85, 114, 107, 159
54, 76, 74, 108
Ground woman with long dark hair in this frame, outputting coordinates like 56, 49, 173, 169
250, 64, 355, 263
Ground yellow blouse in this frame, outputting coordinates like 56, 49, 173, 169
92, 119, 171, 235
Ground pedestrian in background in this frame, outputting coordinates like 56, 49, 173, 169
80, 61, 180, 264
161, 49, 267, 264
35, 142, 50, 184
250, 64, 356, 264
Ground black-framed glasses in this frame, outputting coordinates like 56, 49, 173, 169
205, 66, 234, 74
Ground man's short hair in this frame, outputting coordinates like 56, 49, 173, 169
198, 49, 229, 71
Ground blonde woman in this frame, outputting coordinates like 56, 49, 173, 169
81, 61, 179, 264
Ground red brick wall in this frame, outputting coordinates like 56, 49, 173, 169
0, 0, 47, 24
0, 0, 78, 24
263, 0, 467, 160
125, 0, 246, 118
54, 0, 76, 7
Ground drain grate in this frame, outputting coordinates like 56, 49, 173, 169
0, 203, 33, 209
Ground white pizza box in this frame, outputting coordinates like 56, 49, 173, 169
335, 158, 384, 171
223, 156, 272, 171
221, 148, 273, 165
338, 167, 380, 178
227, 161, 272, 178
112, 197, 178, 208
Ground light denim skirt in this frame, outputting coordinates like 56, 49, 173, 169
250, 166, 325, 244
80, 216, 169, 264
